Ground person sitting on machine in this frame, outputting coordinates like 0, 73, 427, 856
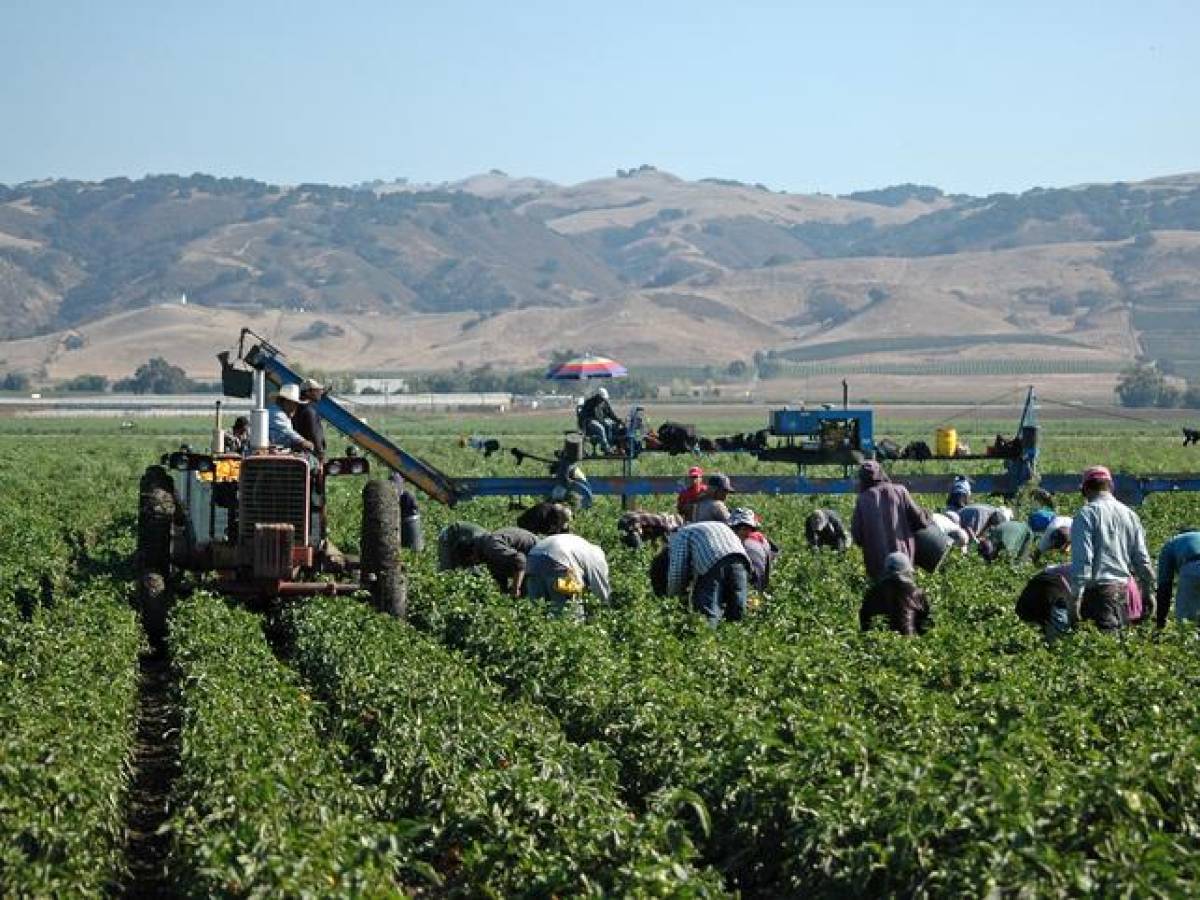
223, 416, 250, 453
578, 387, 619, 453
267, 383, 315, 453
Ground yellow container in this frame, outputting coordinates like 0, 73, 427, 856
935, 426, 957, 458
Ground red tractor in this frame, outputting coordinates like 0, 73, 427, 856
135, 441, 405, 642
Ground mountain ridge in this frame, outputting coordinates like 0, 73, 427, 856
2, 167, 1200, 379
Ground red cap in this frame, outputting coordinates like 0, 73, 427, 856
1081, 465, 1113, 488
688, 466, 704, 477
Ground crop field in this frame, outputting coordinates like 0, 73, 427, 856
2, 409, 1200, 896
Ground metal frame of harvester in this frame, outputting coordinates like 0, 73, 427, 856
225, 330, 1200, 508
132, 329, 1200, 641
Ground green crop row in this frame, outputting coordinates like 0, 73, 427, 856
166, 591, 407, 897
0, 576, 142, 897
285, 596, 725, 897
406, 519, 1200, 894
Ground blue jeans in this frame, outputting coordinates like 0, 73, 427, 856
585, 420, 611, 452
1176, 561, 1200, 622
691, 555, 749, 626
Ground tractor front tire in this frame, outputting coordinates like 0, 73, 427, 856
361, 480, 405, 618
137, 469, 176, 645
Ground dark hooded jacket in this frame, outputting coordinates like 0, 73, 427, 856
850, 461, 931, 581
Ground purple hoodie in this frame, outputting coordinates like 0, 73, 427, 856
851, 462, 931, 581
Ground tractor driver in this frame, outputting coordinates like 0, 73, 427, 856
268, 383, 315, 453
295, 378, 327, 460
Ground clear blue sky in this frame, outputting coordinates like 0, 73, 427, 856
1, 0, 1195, 195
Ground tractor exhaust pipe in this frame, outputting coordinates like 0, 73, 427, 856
212, 399, 225, 453
250, 369, 269, 452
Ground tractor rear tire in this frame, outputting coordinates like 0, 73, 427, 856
361, 480, 401, 572
137, 486, 176, 573
373, 567, 408, 619
139, 572, 169, 646
137, 470, 176, 646
361, 480, 404, 618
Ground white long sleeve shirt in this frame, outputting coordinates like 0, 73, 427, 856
1070, 492, 1154, 599
526, 534, 611, 603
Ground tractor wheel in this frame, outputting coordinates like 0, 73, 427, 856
137, 485, 176, 573
137, 469, 176, 645
373, 567, 408, 619
361, 480, 404, 617
138, 572, 169, 646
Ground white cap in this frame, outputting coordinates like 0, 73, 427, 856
301, 377, 324, 393
597, 387, 609, 399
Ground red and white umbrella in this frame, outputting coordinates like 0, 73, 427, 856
545, 354, 628, 380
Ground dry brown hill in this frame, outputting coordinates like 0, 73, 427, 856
2, 169, 1200, 383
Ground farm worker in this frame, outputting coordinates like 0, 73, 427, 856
978, 518, 1034, 563
946, 475, 972, 512
294, 378, 327, 460
859, 552, 932, 636
1015, 565, 1075, 642
437, 522, 489, 571
267, 383, 315, 453
676, 465, 707, 518
516, 501, 573, 536
850, 460, 931, 581
1155, 529, 1200, 626
223, 416, 250, 454
729, 508, 779, 591
665, 521, 750, 626
1028, 507, 1056, 535
578, 387, 619, 453
1032, 514, 1073, 562
471, 527, 539, 597
956, 503, 1004, 541
805, 508, 851, 551
1070, 465, 1155, 631
692, 474, 734, 523
931, 511, 969, 552
618, 510, 685, 549
525, 532, 611, 619
1019, 564, 1146, 637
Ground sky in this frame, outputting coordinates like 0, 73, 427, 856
1, 0, 1196, 196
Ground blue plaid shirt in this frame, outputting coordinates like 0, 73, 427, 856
666, 522, 748, 597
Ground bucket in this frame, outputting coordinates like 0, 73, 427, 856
913, 525, 952, 573
935, 426, 957, 458
401, 515, 424, 552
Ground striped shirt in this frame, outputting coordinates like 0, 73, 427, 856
666, 522, 749, 597
618, 511, 685, 542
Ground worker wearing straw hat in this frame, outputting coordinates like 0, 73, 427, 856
267, 383, 314, 452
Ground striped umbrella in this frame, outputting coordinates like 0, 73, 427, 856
545, 354, 628, 380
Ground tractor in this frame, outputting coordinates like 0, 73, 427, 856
134, 355, 406, 642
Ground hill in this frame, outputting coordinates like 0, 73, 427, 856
2, 168, 1200, 382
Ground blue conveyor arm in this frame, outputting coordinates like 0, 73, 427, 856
244, 343, 460, 506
